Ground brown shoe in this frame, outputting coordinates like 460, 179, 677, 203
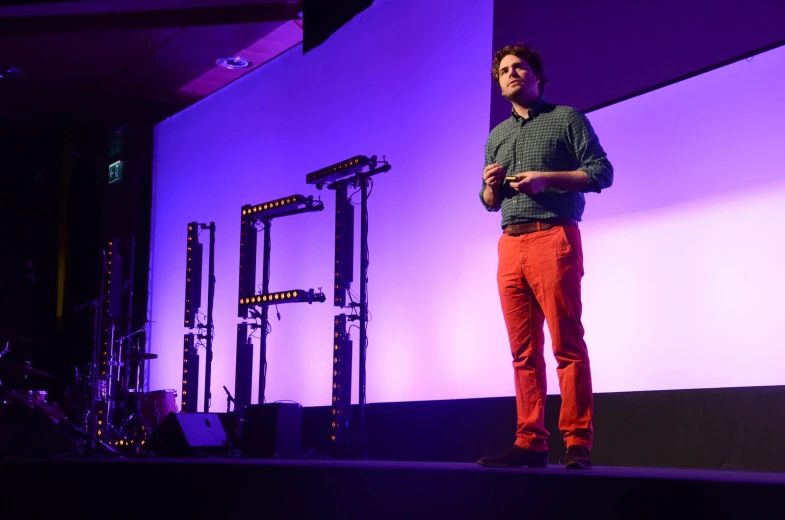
565, 445, 592, 469
477, 445, 548, 468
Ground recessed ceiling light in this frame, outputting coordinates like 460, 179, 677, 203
215, 57, 252, 70
0, 67, 24, 79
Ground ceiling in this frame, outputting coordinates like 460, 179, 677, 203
0, 0, 304, 125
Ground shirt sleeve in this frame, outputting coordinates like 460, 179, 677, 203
479, 137, 501, 212
566, 109, 614, 193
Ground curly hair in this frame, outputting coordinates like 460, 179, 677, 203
491, 43, 548, 96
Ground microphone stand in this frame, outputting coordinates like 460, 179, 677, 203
224, 385, 234, 414
222, 385, 243, 456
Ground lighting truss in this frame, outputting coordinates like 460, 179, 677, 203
241, 194, 323, 220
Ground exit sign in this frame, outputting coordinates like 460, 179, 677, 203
108, 160, 123, 184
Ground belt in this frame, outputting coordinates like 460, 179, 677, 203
503, 219, 578, 236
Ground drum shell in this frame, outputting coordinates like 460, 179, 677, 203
139, 389, 178, 428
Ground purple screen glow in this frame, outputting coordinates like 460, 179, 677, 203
149, 0, 785, 410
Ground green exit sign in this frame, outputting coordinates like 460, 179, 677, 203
108, 160, 123, 184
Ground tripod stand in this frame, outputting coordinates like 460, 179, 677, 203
115, 329, 155, 444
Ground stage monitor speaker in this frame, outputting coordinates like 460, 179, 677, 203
243, 402, 302, 459
149, 412, 226, 456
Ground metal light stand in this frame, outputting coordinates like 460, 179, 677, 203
73, 249, 119, 456
358, 174, 369, 453
258, 218, 272, 405
105, 320, 119, 430
73, 289, 102, 444
90, 251, 107, 442
237, 197, 324, 407
126, 238, 135, 393
102, 238, 136, 436
201, 222, 216, 412
329, 157, 391, 455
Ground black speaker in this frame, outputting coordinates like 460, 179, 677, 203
243, 403, 302, 459
149, 412, 226, 456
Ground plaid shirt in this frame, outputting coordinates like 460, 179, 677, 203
480, 97, 613, 227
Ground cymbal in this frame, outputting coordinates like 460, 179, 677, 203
0, 361, 54, 379
126, 352, 158, 361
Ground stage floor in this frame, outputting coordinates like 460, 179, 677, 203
3, 456, 784, 519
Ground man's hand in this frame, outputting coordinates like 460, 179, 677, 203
482, 163, 506, 188
510, 171, 549, 195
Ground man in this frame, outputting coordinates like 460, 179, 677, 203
477, 44, 613, 470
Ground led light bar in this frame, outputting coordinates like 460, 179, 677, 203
181, 333, 199, 414
237, 214, 257, 318
305, 155, 371, 186
238, 289, 326, 307
331, 314, 352, 446
241, 194, 323, 220
334, 183, 354, 307
184, 222, 202, 327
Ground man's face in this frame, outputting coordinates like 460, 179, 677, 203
498, 54, 540, 103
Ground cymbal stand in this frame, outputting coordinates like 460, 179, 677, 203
105, 321, 121, 432
120, 332, 151, 431
117, 330, 154, 445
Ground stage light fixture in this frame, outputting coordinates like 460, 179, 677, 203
237, 213, 258, 318
236, 194, 325, 405
184, 222, 203, 327
305, 155, 372, 187
106, 239, 124, 318
241, 194, 323, 220
181, 333, 199, 413
216, 56, 252, 69
334, 182, 354, 307
238, 289, 326, 308
331, 314, 352, 446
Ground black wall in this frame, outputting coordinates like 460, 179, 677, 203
0, 114, 153, 406
301, 386, 785, 471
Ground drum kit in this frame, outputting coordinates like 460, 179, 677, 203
0, 326, 180, 457
0, 342, 68, 423
79, 322, 183, 453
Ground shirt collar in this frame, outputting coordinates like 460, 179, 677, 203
511, 95, 548, 121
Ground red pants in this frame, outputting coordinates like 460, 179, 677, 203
497, 224, 593, 452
